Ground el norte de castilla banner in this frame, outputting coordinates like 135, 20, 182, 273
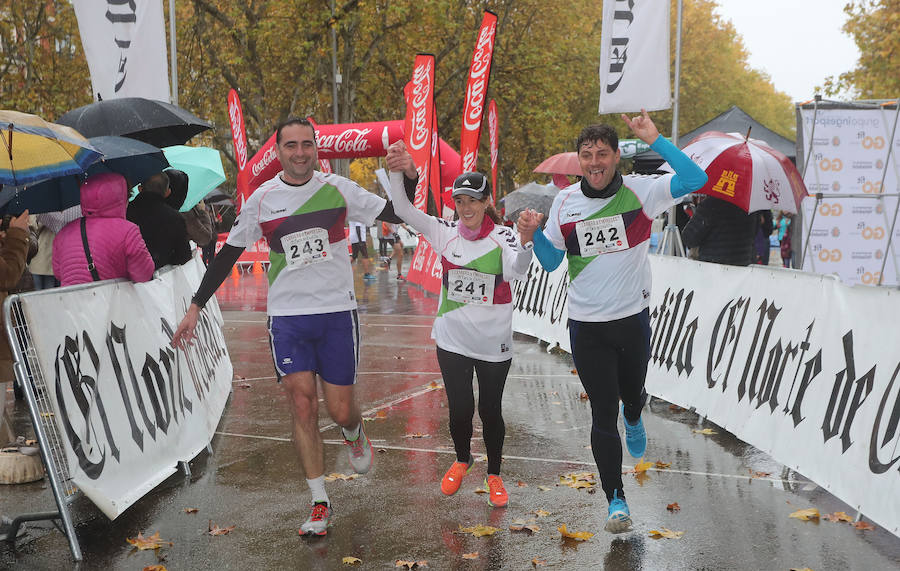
512, 255, 900, 535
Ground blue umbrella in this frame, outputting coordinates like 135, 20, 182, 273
0, 136, 169, 215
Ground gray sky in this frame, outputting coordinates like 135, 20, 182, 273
712, 0, 860, 102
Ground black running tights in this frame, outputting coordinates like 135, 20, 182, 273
436, 346, 511, 475
569, 309, 650, 501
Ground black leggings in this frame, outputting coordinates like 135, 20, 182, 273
569, 309, 650, 501
436, 347, 511, 475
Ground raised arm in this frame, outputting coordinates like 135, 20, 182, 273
385, 141, 442, 242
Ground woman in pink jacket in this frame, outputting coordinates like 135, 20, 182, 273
53, 172, 155, 286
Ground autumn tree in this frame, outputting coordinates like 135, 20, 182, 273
821, 0, 899, 99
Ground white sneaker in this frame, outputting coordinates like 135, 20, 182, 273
344, 425, 373, 474
299, 502, 331, 536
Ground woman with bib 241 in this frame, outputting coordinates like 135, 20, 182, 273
386, 141, 541, 507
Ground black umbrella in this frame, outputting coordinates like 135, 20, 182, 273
57, 97, 212, 148
0, 136, 169, 215
203, 188, 235, 204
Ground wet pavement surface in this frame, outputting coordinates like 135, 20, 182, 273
2, 264, 899, 570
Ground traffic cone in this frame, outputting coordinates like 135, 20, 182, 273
252, 261, 263, 274
231, 265, 240, 279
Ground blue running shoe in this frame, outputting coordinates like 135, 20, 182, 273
605, 490, 632, 533
621, 402, 647, 458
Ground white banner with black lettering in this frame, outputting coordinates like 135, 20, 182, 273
73, 0, 170, 101
513, 255, 900, 535
598, 0, 671, 113
21, 257, 232, 519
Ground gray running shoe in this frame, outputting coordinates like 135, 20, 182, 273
344, 424, 374, 474
299, 502, 331, 536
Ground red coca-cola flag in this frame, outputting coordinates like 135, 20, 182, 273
227, 89, 249, 171
403, 54, 436, 213
487, 99, 499, 203
459, 10, 497, 174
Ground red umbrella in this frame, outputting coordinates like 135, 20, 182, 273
534, 151, 581, 176
664, 131, 808, 213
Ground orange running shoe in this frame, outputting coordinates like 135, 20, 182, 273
486, 475, 508, 507
441, 458, 473, 496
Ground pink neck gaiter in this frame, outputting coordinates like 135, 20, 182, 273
458, 214, 495, 241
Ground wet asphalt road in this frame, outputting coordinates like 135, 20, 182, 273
2, 266, 899, 570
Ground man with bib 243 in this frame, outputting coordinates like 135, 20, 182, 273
530, 110, 707, 533
172, 118, 407, 536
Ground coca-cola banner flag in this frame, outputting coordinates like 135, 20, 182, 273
227, 89, 249, 171
598, 0, 671, 113
404, 54, 436, 213
460, 11, 498, 173
72, 0, 170, 101
488, 99, 499, 203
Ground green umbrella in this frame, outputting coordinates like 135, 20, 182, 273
162, 145, 226, 212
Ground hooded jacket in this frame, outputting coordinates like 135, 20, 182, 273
53, 172, 155, 287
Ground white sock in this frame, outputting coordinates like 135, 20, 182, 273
341, 423, 361, 442
306, 476, 329, 505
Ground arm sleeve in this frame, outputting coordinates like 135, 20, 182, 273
652, 136, 708, 198
190, 244, 245, 308
343, 176, 388, 226
389, 172, 445, 248
375, 202, 404, 223
498, 228, 533, 281
533, 228, 565, 272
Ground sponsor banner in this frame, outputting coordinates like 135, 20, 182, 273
512, 255, 900, 535
404, 55, 437, 213
239, 120, 463, 207
405, 238, 442, 295
598, 0, 671, 113
73, 0, 170, 101
460, 11, 498, 174
798, 107, 900, 285
227, 89, 249, 171
21, 257, 233, 519
488, 99, 499, 203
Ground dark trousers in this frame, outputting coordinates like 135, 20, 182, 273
569, 308, 650, 501
436, 346, 511, 475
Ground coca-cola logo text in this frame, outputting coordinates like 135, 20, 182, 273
409, 61, 433, 151
488, 107, 498, 168
228, 97, 248, 170
462, 150, 477, 173
317, 128, 374, 155
462, 23, 495, 131
413, 164, 428, 211
250, 145, 277, 178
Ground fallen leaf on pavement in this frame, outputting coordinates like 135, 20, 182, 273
558, 524, 593, 541
748, 469, 772, 479
208, 521, 235, 536
579, 392, 589, 400
692, 428, 717, 435
403, 433, 430, 439
851, 521, 875, 531
509, 519, 540, 533
789, 508, 820, 521
822, 511, 853, 523
127, 532, 173, 550
324, 473, 360, 482
393, 355, 404, 359
238, 382, 252, 388
788, 568, 814, 571
669, 404, 685, 412
376, 410, 388, 418
428, 381, 442, 389
533, 509, 551, 517
649, 528, 684, 539
462, 552, 479, 560
570, 369, 577, 375
537, 485, 552, 491
183, 507, 199, 514
456, 524, 501, 537
532, 557, 547, 566
625, 460, 653, 474
560, 471, 596, 489
517, 481, 528, 487
342, 556, 362, 565
473, 487, 488, 494
143, 566, 167, 571
634, 471, 651, 486
395, 560, 428, 569
551, 401, 562, 405
655, 460, 671, 469
667, 502, 681, 511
